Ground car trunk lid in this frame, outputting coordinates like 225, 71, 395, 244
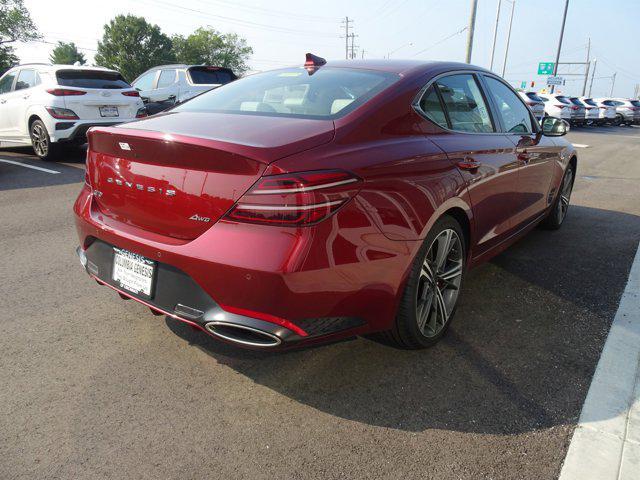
87, 113, 334, 240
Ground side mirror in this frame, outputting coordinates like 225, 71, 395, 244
541, 116, 570, 136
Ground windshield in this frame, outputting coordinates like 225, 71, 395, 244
188, 67, 236, 85
174, 67, 399, 119
56, 70, 131, 89
525, 92, 544, 102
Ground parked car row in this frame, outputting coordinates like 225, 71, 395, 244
0, 63, 236, 160
517, 90, 640, 127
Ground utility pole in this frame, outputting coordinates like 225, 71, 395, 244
610, 72, 617, 97
341, 17, 352, 60
465, 0, 479, 63
361, 49, 365, 59
581, 37, 591, 96
500, 0, 515, 77
551, 0, 570, 93
349, 32, 358, 59
588, 58, 597, 97
489, 0, 502, 71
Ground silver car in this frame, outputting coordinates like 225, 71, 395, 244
132, 65, 237, 115
606, 98, 640, 125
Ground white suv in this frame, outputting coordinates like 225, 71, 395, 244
0, 64, 146, 160
132, 65, 236, 115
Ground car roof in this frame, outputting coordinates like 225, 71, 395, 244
319, 59, 489, 77
10, 63, 119, 74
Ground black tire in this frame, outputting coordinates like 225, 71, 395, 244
541, 163, 575, 230
29, 119, 60, 161
613, 114, 623, 126
379, 215, 467, 349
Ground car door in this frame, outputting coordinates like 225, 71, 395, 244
481, 74, 558, 228
418, 72, 521, 257
131, 70, 158, 102
149, 69, 178, 104
0, 70, 18, 137
8, 69, 39, 139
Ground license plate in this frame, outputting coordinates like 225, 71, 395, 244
112, 248, 156, 298
99, 106, 119, 117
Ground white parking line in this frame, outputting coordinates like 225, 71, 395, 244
0, 158, 60, 174
559, 242, 640, 480
572, 144, 590, 148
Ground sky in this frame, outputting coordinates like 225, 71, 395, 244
13, 0, 640, 98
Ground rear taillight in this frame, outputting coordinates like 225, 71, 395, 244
224, 170, 361, 226
122, 90, 140, 97
45, 107, 79, 120
46, 88, 86, 96
136, 107, 148, 118
554, 104, 566, 109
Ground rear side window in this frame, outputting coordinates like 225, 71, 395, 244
15, 69, 39, 90
484, 76, 533, 133
603, 100, 617, 106
418, 85, 447, 127
434, 74, 494, 133
0, 71, 16, 94
188, 67, 236, 85
56, 70, 131, 89
157, 69, 176, 88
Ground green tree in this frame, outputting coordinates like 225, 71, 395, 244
172, 27, 252, 75
0, 44, 17, 73
0, 0, 40, 45
95, 15, 175, 82
49, 41, 86, 65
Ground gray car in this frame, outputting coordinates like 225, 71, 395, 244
131, 65, 237, 114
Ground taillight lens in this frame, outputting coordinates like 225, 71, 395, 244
136, 107, 148, 118
45, 106, 79, 119
122, 90, 140, 97
554, 104, 566, 108
224, 170, 361, 226
46, 88, 86, 96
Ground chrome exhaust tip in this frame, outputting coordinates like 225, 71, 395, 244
204, 321, 282, 348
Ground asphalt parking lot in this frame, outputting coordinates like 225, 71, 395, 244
1, 126, 639, 480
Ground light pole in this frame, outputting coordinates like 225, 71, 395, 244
489, 0, 502, 71
610, 72, 617, 97
588, 58, 597, 97
387, 42, 413, 58
550, 0, 570, 93
500, 0, 515, 77
465, 0, 479, 63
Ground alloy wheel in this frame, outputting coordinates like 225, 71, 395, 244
31, 124, 48, 157
415, 229, 463, 338
558, 167, 574, 222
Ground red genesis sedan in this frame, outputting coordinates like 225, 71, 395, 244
74, 56, 576, 350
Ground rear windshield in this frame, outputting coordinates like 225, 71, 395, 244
555, 96, 571, 105
569, 97, 584, 106
56, 70, 131, 89
188, 67, 236, 85
175, 67, 399, 119
631, 100, 640, 107
583, 98, 597, 106
525, 92, 544, 102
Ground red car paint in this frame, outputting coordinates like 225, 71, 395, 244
74, 59, 575, 349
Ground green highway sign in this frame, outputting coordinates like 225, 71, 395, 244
520, 81, 527, 89
538, 62, 555, 75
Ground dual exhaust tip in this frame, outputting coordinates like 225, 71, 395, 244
204, 321, 282, 348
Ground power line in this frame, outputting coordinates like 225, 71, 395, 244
412, 26, 468, 57
191, 0, 337, 22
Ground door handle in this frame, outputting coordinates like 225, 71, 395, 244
0, 99, 6, 104
457, 158, 481, 171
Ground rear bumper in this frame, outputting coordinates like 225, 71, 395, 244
73, 185, 418, 349
52, 120, 135, 143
